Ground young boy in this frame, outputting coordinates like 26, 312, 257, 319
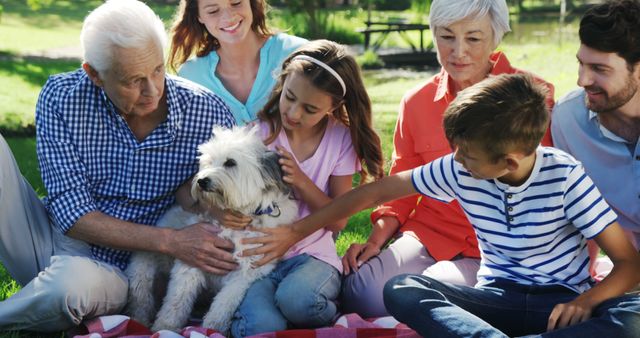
245, 73, 640, 337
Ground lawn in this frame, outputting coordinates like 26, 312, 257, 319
0, 0, 582, 335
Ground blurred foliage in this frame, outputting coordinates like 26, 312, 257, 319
25, 0, 52, 11
356, 49, 384, 69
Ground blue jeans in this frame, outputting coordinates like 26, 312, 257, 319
230, 254, 341, 338
384, 274, 640, 338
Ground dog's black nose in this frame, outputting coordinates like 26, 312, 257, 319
197, 177, 211, 189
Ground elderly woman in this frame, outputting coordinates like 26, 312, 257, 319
169, 0, 307, 126
340, 0, 554, 317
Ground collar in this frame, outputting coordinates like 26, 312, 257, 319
254, 203, 281, 217
588, 109, 631, 144
434, 51, 514, 102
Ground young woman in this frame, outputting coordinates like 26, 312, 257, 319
169, 0, 307, 125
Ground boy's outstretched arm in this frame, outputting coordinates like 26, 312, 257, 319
242, 170, 417, 266
547, 222, 640, 331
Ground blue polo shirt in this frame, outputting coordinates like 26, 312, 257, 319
551, 88, 640, 246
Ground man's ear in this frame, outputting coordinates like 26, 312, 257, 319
82, 63, 104, 87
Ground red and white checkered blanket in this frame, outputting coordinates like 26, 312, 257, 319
72, 313, 419, 338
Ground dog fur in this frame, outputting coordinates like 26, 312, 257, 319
126, 126, 298, 333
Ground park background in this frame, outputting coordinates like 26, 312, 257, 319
0, 0, 595, 336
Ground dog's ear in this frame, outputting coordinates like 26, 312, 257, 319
260, 150, 291, 195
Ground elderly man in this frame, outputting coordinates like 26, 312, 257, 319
551, 0, 640, 259
0, 0, 236, 331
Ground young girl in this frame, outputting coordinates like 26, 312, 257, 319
230, 39, 384, 337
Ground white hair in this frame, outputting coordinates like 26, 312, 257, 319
81, 0, 167, 73
429, 0, 511, 48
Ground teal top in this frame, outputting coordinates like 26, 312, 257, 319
178, 33, 307, 125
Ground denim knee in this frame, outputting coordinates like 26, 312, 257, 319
231, 307, 287, 338
383, 274, 444, 319
275, 261, 340, 327
604, 295, 640, 338
384, 274, 412, 315
276, 289, 336, 327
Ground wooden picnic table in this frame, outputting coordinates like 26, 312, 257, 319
357, 21, 431, 52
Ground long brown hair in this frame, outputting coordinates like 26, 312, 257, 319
168, 0, 272, 72
258, 39, 384, 183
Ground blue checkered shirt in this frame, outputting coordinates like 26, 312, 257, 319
35, 69, 235, 270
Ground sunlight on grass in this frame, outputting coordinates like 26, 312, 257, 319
0, 265, 20, 301
0, 14, 83, 54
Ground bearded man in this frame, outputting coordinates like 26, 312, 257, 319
551, 0, 640, 259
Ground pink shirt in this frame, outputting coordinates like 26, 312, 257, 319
259, 118, 360, 272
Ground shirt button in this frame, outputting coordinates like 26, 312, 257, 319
509, 217, 514, 222
636, 155, 640, 160
508, 207, 513, 212
507, 194, 513, 199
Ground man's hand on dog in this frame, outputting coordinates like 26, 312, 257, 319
167, 222, 238, 274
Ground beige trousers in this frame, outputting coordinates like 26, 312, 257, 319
0, 134, 128, 332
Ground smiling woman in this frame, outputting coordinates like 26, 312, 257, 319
168, 0, 307, 125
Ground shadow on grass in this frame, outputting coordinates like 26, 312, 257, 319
0, 54, 78, 136
0, 52, 80, 86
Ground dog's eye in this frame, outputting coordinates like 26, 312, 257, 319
223, 158, 237, 168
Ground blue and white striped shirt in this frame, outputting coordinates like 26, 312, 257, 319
35, 69, 235, 270
411, 147, 617, 292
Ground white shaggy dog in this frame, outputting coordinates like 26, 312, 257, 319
126, 126, 298, 333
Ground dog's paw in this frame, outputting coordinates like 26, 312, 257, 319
202, 315, 231, 334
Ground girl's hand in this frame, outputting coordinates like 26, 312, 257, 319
547, 295, 595, 331
276, 146, 313, 190
241, 225, 305, 266
342, 242, 382, 275
207, 205, 252, 230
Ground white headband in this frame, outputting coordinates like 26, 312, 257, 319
292, 55, 346, 97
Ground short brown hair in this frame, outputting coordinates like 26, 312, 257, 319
444, 74, 549, 162
580, 0, 640, 70
168, 0, 272, 72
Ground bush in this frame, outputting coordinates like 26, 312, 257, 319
356, 50, 384, 69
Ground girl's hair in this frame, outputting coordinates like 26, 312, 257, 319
81, 0, 167, 75
168, 0, 272, 72
258, 39, 384, 183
